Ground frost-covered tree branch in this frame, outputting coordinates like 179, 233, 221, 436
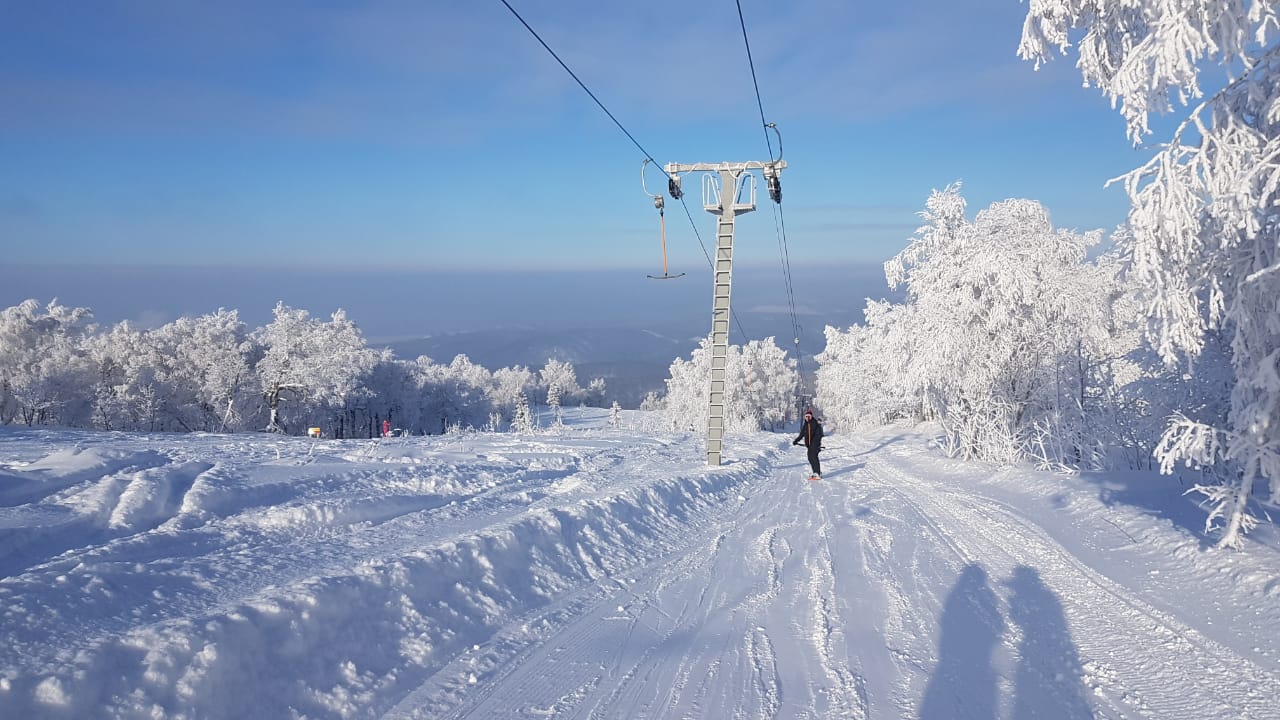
1022, 0, 1280, 548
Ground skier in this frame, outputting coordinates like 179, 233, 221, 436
793, 409, 824, 479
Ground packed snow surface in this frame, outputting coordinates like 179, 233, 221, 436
1, 410, 1277, 719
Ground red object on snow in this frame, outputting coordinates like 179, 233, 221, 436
382, 419, 391, 437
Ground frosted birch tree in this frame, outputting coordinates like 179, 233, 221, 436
0, 300, 95, 426
489, 366, 535, 418
737, 338, 799, 431
539, 358, 580, 427
408, 354, 495, 434
363, 351, 418, 435
539, 359, 580, 406
152, 310, 255, 432
662, 336, 798, 433
816, 188, 1134, 466
253, 302, 377, 434
887, 188, 1118, 464
83, 321, 141, 430
816, 301, 925, 430
583, 377, 608, 407
84, 321, 169, 431
1021, 0, 1280, 547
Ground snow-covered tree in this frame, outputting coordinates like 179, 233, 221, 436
83, 321, 139, 430
447, 353, 492, 391
1021, 0, 1280, 547
661, 336, 798, 433
583, 377, 607, 407
662, 345, 708, 432
253, 302, 377, 434
489, 365, 535, 418
609, 400, 622, 429
84, 320, 171, 432
151, 310, 255, 432
817, 188, 1137, 468
539, 358, 579, 428
546, 381, 563, 425
0, 303, 255, 433
397, 354, 493, 434
510, 392, 535, 433
539, 359, 579, 406
0, 300, 95, 426
737, 338, 799, 431
362, 350, 416, 435
816, 301, 924, 431
892, 188, 1121, 463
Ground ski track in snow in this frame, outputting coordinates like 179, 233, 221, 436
0, 419, 1277, 719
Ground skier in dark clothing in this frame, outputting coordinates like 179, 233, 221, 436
793, 409, 824, 479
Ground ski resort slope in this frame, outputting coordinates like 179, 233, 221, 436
0, 412, 1277, 719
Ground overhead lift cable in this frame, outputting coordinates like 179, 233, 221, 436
734, 0, 808, 401
497, 0, 749, 341
497, 0, 659, 170
736, 0, 777, 161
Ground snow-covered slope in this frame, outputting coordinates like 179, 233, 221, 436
0, 413, 1276, 719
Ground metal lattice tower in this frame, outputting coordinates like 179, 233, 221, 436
665, 159, 786, 466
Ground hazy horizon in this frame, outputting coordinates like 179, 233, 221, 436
1, 262, 891, 344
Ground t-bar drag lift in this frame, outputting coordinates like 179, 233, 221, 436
641, 159, 685, 280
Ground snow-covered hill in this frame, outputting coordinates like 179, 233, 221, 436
0, 412, 1276, 719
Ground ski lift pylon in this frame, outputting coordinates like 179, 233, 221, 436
641, 159, 685, 280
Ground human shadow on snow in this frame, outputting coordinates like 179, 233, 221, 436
918, 564, 1004, 720
918, 565, 1093, 720
1006, 565, 1094, 719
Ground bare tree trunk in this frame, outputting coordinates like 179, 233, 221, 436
266, 388, 283, 433
1218, 459, 1257, 550
220, 397, 235, 433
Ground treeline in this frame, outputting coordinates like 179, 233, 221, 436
0, 300, 606, 437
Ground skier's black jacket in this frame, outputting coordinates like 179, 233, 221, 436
794, 416, 823, 448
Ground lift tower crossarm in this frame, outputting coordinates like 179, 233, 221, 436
665, 159, 786, 467
664, 160, 786, 174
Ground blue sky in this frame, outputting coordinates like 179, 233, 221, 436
0, 0, 1148, 273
